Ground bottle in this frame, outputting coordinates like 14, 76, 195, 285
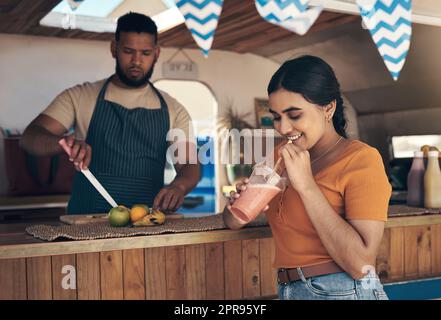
424, 150, 441, 208
407, 151, 425, 207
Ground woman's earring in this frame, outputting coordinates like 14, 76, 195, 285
328, 113, 334, 122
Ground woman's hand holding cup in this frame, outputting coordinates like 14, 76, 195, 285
228, 178, 248, 205
228, 178, 269, 212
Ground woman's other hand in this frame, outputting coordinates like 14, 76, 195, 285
280, 143, 316, 192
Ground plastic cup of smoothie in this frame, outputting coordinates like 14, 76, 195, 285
230, 163, 287, 224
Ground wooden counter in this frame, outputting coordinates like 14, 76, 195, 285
0, 218, 276, 300
1, 205, 441, 300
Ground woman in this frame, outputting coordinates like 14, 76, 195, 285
223, 55, 391, 300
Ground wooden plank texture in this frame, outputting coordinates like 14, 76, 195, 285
185, 244, 206, 300
224, 240, 243, 299
100, 251, 123, 300
145, 247, 167, 300
431, 224, 441, 275
123, 249, 146, 300
242, 239, 260, 298
0, 258, 27, 299
76, 252, 100, 300
165, 246, 186, 299
0, 226, 273, 259
417, 226, 432, 277
26, 256, 52, 300
404, 227, 419, 279
205, 242, 225, 300
259, 238, 276, 297
0, 0, 356, 56
389, 227, 405, 281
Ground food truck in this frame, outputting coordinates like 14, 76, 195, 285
0, 0, 441, 300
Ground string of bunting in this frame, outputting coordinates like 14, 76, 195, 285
174, 0, 412, 80
255, 0, 323, 36
357, 0, 412, 81
175, 0, 224, 57
67, 0, 84, 11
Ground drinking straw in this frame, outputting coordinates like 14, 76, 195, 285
273, 139, 292, 174
266, 139, 292, 185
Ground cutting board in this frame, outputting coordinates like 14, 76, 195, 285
60, 212, 185, 225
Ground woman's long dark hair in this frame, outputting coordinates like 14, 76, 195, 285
267, 55, 347, 138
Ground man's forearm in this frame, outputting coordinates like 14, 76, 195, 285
20, 125, 63, 156
169, 163, 201, 195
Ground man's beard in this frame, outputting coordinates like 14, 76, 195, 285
115, 59, 154, 88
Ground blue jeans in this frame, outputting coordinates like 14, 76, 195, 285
277, 270, 389, 300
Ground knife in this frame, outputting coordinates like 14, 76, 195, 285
58, 139, 118, 208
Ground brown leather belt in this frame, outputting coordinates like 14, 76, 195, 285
277, 261, 344, 284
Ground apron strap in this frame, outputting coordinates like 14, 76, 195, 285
97, 77, 113, 102
148, 81, 168, 111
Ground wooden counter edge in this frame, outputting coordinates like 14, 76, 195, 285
2, 213, 441, 260
0, 226, 273, 260
385, 213, 441, 228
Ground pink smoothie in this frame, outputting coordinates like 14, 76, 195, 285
230, 184, 281, 223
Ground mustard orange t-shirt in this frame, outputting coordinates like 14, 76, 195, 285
265, 140, 392, 269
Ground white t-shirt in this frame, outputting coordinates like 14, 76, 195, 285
42, 78, 195, 143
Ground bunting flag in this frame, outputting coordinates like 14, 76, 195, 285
175, 0, 224, 57
255, 0, 323, 36
67, 0, 84, 11
357, 0, 412, 81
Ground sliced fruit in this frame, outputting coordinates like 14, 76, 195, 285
150, 209, 166, 225
132, 209, 166, 227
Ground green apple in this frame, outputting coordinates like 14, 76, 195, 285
108, 205, 130, 227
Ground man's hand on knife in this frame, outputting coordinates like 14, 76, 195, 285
153, 185, 186, 212
59, 135, 92, 171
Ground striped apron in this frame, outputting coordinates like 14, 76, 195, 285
67, 78, 170, 214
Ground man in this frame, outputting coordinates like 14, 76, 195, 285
20, 12, 200, 214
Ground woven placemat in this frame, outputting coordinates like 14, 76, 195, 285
26, 214, 268, 242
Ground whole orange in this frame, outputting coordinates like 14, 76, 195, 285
130, 205, 148, 223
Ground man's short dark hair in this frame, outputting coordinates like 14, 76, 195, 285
115, 12, 158, 43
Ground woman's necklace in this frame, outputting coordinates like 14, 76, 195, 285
276, 136, 344, 217
311, 136, 344, 165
